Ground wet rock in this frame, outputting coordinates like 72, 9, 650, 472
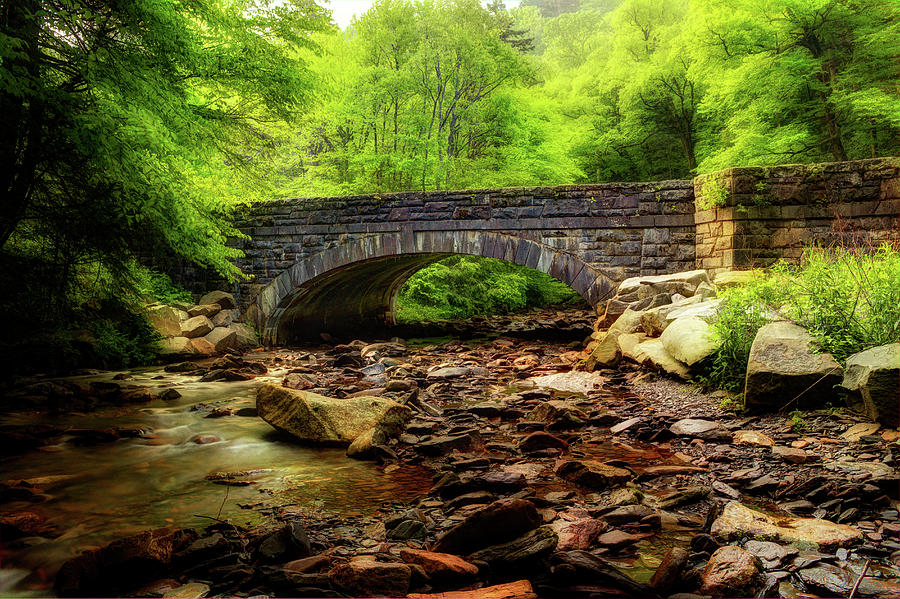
840, 343, 899, 426
161, 582, 210, 598
415, 432, 481, 457
609, 416, 642, 434
198, 290, 236, 309
527, 400, 588, 429
399, 548, 478, 582
700, 545, 762, 596
596, 529, 643, 550
743, 540, 796, 569
256, 384, 411, 446
54, 528, 196, 596
601, 504, 659, 528
190, 434, 219, 444
744, 321, 843, 412
660, 316, 721, 366
840, 422, 881, 442
258, 522, 311, 562
552, 518, 607, 551
797, 563, 900, 598
329, 557, 411, 597
710, 501, 863, 551
649, 547, 689, 593
433, 498, 541, 555
608, 487, 644, 506
549, 550, 658, 597
732, 430, 775, 446
467, 525, 558, 567
284, 554, 332, 574
173, 533, 229, 566
518, 431, 568, 452
670, 418, 731, 441
0, 511, 51, 540
557, 460, 632, 491
407, 579, 537, 599
159, 389, 181, 401
388, 519, 427, 540
653, 486, 710, 509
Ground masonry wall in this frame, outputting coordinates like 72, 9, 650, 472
694, 157, 900, 272
225, 180, 697, 309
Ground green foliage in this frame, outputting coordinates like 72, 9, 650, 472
132, 269, 192, 305
698, 243, 900, 392
789, 409, 808, 433
697, 177, 731, 210
396, 256, 580, 321
90, 313, 159, 368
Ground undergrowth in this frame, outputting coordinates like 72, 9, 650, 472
697, 243, 900, 392
396, 256, 581, 322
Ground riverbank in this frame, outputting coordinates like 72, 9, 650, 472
1, 309, 897, 598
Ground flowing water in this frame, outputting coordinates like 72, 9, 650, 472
0, 364, 431, 594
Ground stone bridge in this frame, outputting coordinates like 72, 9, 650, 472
174, 157, 898, 344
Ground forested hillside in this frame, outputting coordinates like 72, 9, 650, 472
271, 0, 900, 195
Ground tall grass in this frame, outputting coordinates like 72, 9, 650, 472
699, 243, 900, 391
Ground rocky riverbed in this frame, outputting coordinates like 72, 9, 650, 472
1, 308, 898, 598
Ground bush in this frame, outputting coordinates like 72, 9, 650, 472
698, 243, 900, 391
396, 256, 581, 322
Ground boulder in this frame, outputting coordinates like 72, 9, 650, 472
187, 304, 220, 318
210, 309, 239, 327
203, 327, 238, 352
660, 316, 721, 366
189, 337, 215, 355
54, 528, 195, 596
649, 547, 689, 593
630, 339, 690, 378
609, 308, 646, 334
256, 384, 411, 446
229, 322, 258, 348
617, 332, 650, 361
467, 525, 558, 568
700, 545, 762, 597
552, 518, 608, 551
617, 270, 711, 298
198, 290, 237, 309
432, 498, 541, 555
329, 557, 411, 597
640, 296, 703, 336
710, 501, 863, 551
796, 563, 900, 598
180, 315, 214, 339
158, 336, 195, 356
584, 330, 621, 371
663, 298, 722, 324
744, 321, 843, 412
147, 305, 188, 338
840, 343, 899, 426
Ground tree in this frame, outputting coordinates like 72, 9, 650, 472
0, 0, 326, 290
693, 0, 900, 170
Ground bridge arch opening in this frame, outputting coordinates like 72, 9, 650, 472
250, 231, 615, 345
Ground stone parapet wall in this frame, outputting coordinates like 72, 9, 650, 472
694, 157, 900, 272
230, 180, 697, 312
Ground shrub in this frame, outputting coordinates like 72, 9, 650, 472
698, 243, 900, 391
396, 255, 580, 322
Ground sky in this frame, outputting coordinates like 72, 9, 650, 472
326, 0, 521, 28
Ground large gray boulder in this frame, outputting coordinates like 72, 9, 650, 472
147, 305, 187, 338
744, 321, 843, 412
617, 270, 711, 299
204, 327, 238, 352
660, 316, 721, 366
158, 336, 194, 356
180, 315, 214, 339
840, 343, 899, 426
199, 290, 237, 309
630, 339, 689, 379
256, 384, 412, 446
230, 322, 258, 347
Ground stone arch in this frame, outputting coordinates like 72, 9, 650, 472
248, 230, 615, 344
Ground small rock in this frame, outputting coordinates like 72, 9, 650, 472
329, 557, 411, 597
650, 547, 689, 592
772, 445, 808, 463
399, 548, 478, 582
733, 430, 775, 446
700, 545, 762, 596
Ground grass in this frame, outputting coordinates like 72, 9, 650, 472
697, 242, 900, 392
396, 255, 581, 322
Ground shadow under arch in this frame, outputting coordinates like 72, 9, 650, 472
248, 230, 616, 344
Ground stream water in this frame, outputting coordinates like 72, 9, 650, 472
0, 364, 431, 595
